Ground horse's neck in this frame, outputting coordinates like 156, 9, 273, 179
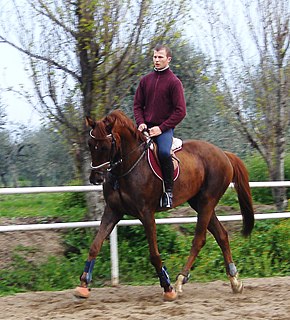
120, 136, 143, 161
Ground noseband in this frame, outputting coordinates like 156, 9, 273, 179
89, 130, 113, 170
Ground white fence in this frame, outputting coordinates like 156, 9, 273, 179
0, 182, 290, 285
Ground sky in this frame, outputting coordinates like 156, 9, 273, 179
0, 43, 41, 128
0, 0, 41, 129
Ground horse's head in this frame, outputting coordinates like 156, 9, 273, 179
86, 110, 146, 184
86, 116, 114, 184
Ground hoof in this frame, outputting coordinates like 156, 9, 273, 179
232, 281, 244, 294
163, 289, 177, 302
229, 276, 244, 294
74, 286, 90, 299
175, 274, 185, 293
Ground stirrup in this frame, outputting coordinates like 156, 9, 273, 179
160, 192, 173, 208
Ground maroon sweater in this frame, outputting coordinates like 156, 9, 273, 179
133, 68, 186, 132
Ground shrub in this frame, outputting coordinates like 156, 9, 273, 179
244, 154, 273, 204
1, 218, 289, 296
59, 180, 86, 211
244, 152, 290, 204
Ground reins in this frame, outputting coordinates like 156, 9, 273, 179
108, 138, 152, 178
111, 143, 148, 178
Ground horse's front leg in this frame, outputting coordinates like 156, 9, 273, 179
142, 216, 177, 301
74, 205, 122, 298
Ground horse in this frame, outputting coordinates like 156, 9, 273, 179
74, 109, 254, 301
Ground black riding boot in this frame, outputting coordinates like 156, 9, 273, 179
159, 156, 174, 208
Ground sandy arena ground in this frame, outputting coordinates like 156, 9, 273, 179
0, 276, 289, 320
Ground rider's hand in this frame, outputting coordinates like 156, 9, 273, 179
149, 126, 162, 137
138, 123, 147, 132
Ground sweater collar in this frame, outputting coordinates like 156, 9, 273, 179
154, 66, 170, 72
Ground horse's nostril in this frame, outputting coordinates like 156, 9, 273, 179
89, 176, 104, 185
89, 169, 105, 185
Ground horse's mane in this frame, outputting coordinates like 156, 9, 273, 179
104, 110, 146, 142
91, 109, 146, 148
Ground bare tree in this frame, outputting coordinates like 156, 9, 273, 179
193, 0, 290, 210
0, 0, 189, 218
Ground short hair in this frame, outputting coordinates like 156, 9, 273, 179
154, 44, 172, 58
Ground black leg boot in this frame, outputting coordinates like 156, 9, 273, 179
159, 156, 174, 208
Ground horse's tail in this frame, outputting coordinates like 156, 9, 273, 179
225, 151, 255, 237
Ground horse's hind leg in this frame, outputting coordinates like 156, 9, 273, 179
74, 205, 123, 298
175, 204, 214, 293
207, 214, 243, 293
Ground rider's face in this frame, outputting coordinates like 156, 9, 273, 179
153, 49, 171, 70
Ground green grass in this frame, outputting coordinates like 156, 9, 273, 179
0, 193, 86, 220
0, 192, 289, 296
0, 193, 63, 218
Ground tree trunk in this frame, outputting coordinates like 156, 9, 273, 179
0, 174, 8, 187
10, 163, 19, 188
79, 135, 104, 221
269, 138, 288, 212
271, 186, 287, 212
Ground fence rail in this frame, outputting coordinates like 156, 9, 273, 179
0, 182, 289, 285
1, 212, 290, 233
1, 181, 290, 195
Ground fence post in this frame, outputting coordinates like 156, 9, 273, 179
110, 226, 119, 286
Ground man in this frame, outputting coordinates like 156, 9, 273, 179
133, 44, 186, 208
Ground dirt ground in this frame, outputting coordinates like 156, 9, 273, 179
0, 276, 289, 320
0, 217, 65, 270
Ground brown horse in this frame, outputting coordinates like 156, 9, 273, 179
74, 110, 254, 301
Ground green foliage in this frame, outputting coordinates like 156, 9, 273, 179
219, 188, 239, 207
232, 220, 290, 277
58, 180, 87, 216
285, 153, 290, 185
0, 253, 83, 295
244, 153, 290, 203
0, 193, 65, 218
1, 191, 289, 296
1, 214, 289, 296
18, 128, 75, 187
244, 153, 272, 203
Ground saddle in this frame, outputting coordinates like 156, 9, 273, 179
147, 137, 182, 181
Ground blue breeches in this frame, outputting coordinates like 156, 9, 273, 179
154, 129, 174, 160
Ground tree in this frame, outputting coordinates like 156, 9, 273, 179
15, 127, 76, 186
0, 124, 76, 187
0, 130, 11, 187
0, 96, 6, 129
0, 0, 190, 218
0, 125, 25, 188
0, 97, 11, 186
193, 0, 290, 210
169, 41, 249, 155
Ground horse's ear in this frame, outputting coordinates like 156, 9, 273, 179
86, 116, 95, 128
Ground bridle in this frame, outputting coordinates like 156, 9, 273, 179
89, 130, 112, 170
89, 129, 152, 178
